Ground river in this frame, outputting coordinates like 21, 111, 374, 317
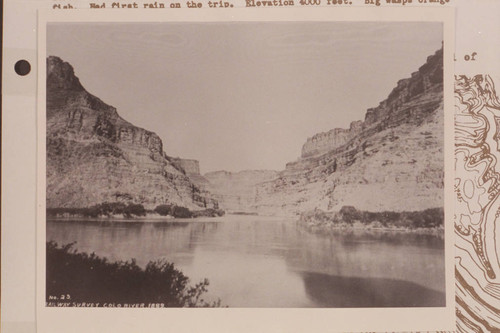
46, 215, 445, 308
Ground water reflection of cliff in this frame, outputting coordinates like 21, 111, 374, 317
299, 271, 445, 307
283, 226, 445, 293
302, 227, 444, 248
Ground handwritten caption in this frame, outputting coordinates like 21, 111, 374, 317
46, 301, 166, 307
47, 294, 166, 307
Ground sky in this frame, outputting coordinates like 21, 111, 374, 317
47, 22, 442, 173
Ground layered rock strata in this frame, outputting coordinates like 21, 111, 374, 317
204, 170, 279, 213
46, 56, 217, 210
255, 48, 444, 216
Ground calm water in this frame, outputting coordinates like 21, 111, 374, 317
46, 215, 445, 307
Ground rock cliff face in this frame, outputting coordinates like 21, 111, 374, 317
46, 56, 217, 210
170, 158, 200, 175
204, 170, 279, 213
301, 121, 363, 158
255, 48, 444, 216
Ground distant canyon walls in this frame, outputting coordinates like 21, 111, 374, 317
47, 47, 444, 217
204, 48, 444, 216
203, 170, 279, 213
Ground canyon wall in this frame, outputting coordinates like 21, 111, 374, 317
170, 158, 200, 175
301, 121, 363, 158
46, 56, 217, 210
254, 48, 444, 216
204, 170, 279, 213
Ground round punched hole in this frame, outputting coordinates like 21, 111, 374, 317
14, 60, 31, 76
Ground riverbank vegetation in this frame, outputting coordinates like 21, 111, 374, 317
300, 206, 443, 232
154, 204, 225, 218
46, 241, 222, 307
47, 202, 146, 218
47, 202, 225, 219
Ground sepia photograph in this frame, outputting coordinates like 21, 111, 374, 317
44, 20, 446, 309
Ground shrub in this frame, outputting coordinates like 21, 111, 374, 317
154, 204, 172, 216
98, 202, 127, 215
339, 206, 361, 224
406, 208, 443, 229
191, 208, 226, 218
170, 206, 193, 218
46, 241, 221, 307
124, 204, 146, 217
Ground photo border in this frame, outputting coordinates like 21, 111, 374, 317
36, 7, 455, 332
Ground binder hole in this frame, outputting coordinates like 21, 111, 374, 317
15, 60, 31, 76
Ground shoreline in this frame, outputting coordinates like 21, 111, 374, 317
47, 215, 226, 223
298, 207, 445, 236
46, 215, 445, 236
299, 221, 445, 237
46, 206, 445, 236
46, 213, 294, 223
